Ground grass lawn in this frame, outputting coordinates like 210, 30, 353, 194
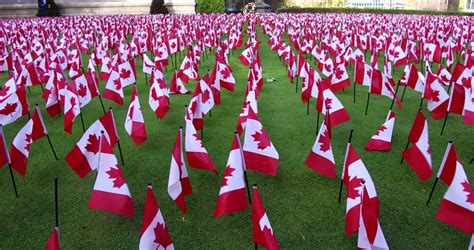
0, 26, 472, 249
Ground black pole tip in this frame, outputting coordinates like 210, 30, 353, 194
418, 107, 422, 111
448, 139, 453, 143
54, 177, 58, 181
247, 101, 250, 104
100, 130, 105, 134
179, 126, 183, 129
361, 180, 365, 184
35, 103, 39, 106
147, 182, 152, 187
184, 105, 188, 108
108, 107, 113, 110
253, 183, 257, 187
234, 131, 238, 134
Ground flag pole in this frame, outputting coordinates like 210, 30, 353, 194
364, 92, 371, 115
97, 94, 106, 115
306, 100, 310, 115
109, 107, 125, 165
252, 183, 258, 250
339, 129, 354, 203
400, 83, 408, 103
235, 132, 252, 204
440, 112, 449, 135
400, 107, 422, 164
1, 124, 19, 198
353, 81, 356, 103
389, 80, 401, 111
427, 139, 452, 206
54, 177, 59, 227
426, 178, 439, 206
35, 104, 58, 160
316, 111, 320, 136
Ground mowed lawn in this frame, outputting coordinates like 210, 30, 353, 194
0, 26, 472, 249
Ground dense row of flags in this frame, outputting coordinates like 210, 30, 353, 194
0, 12, 472, 249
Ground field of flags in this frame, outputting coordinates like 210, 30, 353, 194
0, 13, 473, 249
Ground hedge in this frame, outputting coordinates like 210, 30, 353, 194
196, 0, 226, 13
277, 7, 474, 16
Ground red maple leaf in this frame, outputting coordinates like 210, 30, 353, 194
355, 55, 363, 62
0, 60, 4, 66
394, 51, 400, 58
77, 84, 88, 97
252, 128, 271, 150
170, 42, 177, 49
423, 48, 432, 58
201, 89, 211, 103
153, 222, 173, 248
156, 50, 163, 58
183, 61, 191, 70
24, 133, 32, 151
461, 180, 474, 205
440, 74, 449, 83
192, 134, 203, 148
119, 68, 131, 79
366, 69, 372, 78
106, 165, 126, 188
318, 129, 331, 152
347, 176, 364, 199
113, 78, 122, 90
0, 103, 18, 116
70, 96, 77, 109
374, 125, 387, 136
58, 56, 66, 64
431, 89, 440, 102
189, 100, 198, 114
85, 134, 100, 154
128, 105, 135, 120
334, 66, 344, 79
220, 66, 231, 79
0, 86, 10, 97
221, 165, 235, 187
324, 98, 333, 110
461, 77, 470, 87
324, 63, 332, 72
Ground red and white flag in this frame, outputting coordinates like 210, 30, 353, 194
169, 70, 188, 95
343, 143, 378, 237
402, 111, 432, 181
252, 185, 279, 250
184, 109, 217, 174
0, 84, 29, 126
149, 69, 169, 119
43, 65, 64, 117
118, 60, 137, 87
305, 115, 335, 179
426, 72, 449, 120
357, 185, 389, 250
139, 185, 174, 250
65, 111, 118, 178
330, 63, 351, 93
243, 106, 279, 176
0, 125, 10, 168
317, 83, 351, 127
45, 227, 60, 250
400, 64, 424, 93
365, 111, 396, 151
168, 129, 192, 214
464, 88, 474, 124
103, 66, 124, 105
88, 135, 134, 217
214, 133, 249, 218
215, 59, 236, 92
63, 82, 81, 134
125, 85, 147, 146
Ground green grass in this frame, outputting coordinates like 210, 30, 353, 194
0, 28, 472, 249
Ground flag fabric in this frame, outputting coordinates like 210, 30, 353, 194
402, 111, 432, 181
426, 72, 449, 120
65, 111, 118, 178
365, 110, 396, 151
125, 85, 147, 146
317, 84, 351, 127
168, 129, 192, 214
305, 115, 335, 179
149, 69, 170, 119
214, 133, 249, 218
169, 71, 188, 95
10, 120, 33, 176
343, 143, 378, 237
0, 84, 29, 126
0, 125, 11, 168
88, 134, 134, 217
243, 106, 279, 176
103, 66, 124, 105
252, 185, 279, 250
63, 82, 81, 134
139, 185, 174, 250
45, 227, 60, 250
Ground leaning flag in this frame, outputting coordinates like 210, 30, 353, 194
0, 125, 10, 168
214, 133, 249, 218
168, 129, 192, 214
65, 111, 118, 178
89, 134, 134, 217
305, 115, 336, 179
45, 227, 60, 250
243, 106, 279, 176
365, 111, 396, 151
125, 85, 147, 146
63, 82, 81, 134
139, 185, 174, 250
0, 84, 29, 126
252, 185, 279, 250
402, 111, 432, 181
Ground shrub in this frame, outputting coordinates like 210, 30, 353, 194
196, 0, 226, 13
277, 7, 474, 16
150, 0, 169, 14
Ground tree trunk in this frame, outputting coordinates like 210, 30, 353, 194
448, 0, 460, 11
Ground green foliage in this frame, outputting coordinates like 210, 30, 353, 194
150, 0, 169, 14
277, 7, 474, 16
196, 0, 226, 13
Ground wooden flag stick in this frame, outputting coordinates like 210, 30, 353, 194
54, 177, 59, 227
339, 129, 354, 203
364, 92, 371, 115
306, 100, 310, 115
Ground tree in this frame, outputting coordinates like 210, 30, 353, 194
448, 0, 460, 11
150, 0, 169, 14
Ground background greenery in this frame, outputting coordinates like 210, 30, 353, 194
0, 22, 472, 249
196, 0, 226, 13
277, 6, 474, 16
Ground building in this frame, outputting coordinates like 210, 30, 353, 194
345, 0, 404, 9
404, 0, 448, 11
284, 0, 347, 8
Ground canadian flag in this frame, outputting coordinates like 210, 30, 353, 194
437, 65, 452, 86
184, 108, 217, 174
343, 143, 378, 237
214, 133, 249, 218
65, 111, 118, 178
63, 82, 81, 134
243, 106, 279, 176
365, 110, 396, 151
354, 61, 372, 86
139, 185, 174, 250
330, 63, 351, 93
305, 115, 335, 179
149, 69, 169, 119
317, 83, 351, 127
0, 84, 29, 126
239, 46, 255, 66
400, 64, 425, 93
178, 53, 198, 82
43, 66, 63, 117
215, 60, 236, 92
464, 88, 474, 124
426, 72, 449, 120
392, 45, 408, 67
71, 73, 98, 108
125, 85, 147, 146
0, 125, 10, 168
103, 66, 124, 105
142, 53, 156, 75
88, 134, 134, 217
118, 60, 137, 87
448, 84, 467, 115
236, 91, 258, 136
195, 74, 215, 115
45, 227, 60, 250
402, 111, 432, 181
370, 70, 403, 109
357, 185, 389, 250
435, 158, 473, 233
423, 43, 442, 63
168, 129, 192, 214
169, 71, 188, 95
252, 185, 279, 250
